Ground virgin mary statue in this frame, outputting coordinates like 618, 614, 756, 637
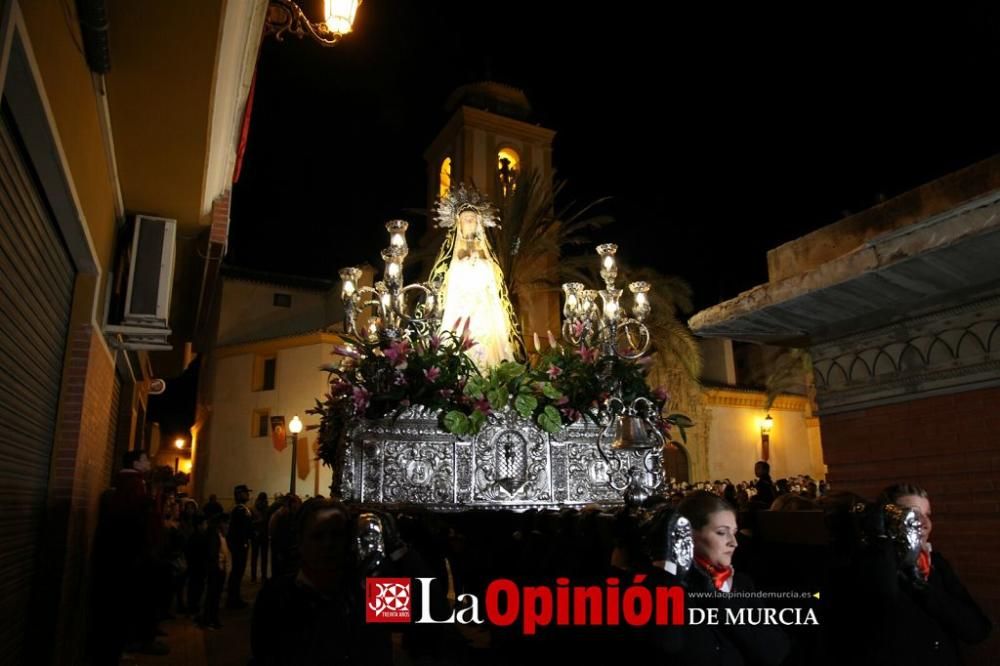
428, 185, 523, 370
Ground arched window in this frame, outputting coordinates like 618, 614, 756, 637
439, 157, 452, 197
497, 148, 520, 196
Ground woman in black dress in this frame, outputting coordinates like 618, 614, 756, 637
852, 483, 992, 665
676, 491, 790, 665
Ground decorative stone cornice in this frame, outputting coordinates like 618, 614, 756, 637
812, 297, 1000, 413
702, 387, 809, 412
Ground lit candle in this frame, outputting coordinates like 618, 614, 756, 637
629, 281, 651, 321
339, 266, 361, 299
596, 243, 618, 286
601, 288, 622, 323
385, 219, 409, 251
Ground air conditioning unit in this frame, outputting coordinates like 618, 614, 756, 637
105, 214, 177, 350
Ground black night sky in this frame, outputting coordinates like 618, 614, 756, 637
230, 1, 1000, 312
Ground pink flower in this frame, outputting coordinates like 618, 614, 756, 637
571, 320, 585, 339
429, 334, 441, 352
424, 366, 441, 382
554, 396, 570, 406
652, 387, 670, 403
352, 386, 370, 413
547, 330, 559, 349
383, 340, 411, 368
575, 344, 599, 364
546, 364, 563, 380
473, 398, 492, 414
560, 407, 581, 422
458, 317, 477, 351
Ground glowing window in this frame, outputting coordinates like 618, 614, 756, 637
439, 157, 452, 197
497, 148, 520, 196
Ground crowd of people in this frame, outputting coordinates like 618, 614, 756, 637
87, 452, 992, 665
87, 450, 319, 663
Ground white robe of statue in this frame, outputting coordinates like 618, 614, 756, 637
439, 210, 515, 370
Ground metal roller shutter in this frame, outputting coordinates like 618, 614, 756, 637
0, 107, 76, 663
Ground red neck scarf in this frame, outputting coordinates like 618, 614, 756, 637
917, 550, 931, 581
695, 555, 734, 591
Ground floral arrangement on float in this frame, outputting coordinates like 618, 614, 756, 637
309, 320, 692, 469
309, 184, 692, 504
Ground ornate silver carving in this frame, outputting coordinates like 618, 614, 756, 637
340, 407, 644, 510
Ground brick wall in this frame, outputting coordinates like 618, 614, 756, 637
35, 324, 117, 664
822, 386, 1000, 661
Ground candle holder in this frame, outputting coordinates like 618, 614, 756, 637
340, 220, 442, 342
561, 244, 652, 359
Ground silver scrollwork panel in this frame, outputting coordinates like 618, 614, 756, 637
342, 406, 642, 510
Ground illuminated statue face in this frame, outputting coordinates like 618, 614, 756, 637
458, 209, 479, 242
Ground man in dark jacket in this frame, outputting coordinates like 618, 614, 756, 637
753, 461, 776, 508
226, 484, 253, 608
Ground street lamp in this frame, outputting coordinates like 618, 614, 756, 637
760, 414, 774, 461
288, 415, 303, 494
265, 0, 362, 47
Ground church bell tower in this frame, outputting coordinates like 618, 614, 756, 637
424, 82, 559, 344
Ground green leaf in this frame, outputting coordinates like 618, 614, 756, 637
487, 387, 508, 411
541, 383, 562, 400
496, 361, 526, 382
443, 410, 471, 435
667, 413, 694, 429
465, 376, 487, 398
469, 409, 487, 433
537, 405, 563, 433
514, 393, 538, 419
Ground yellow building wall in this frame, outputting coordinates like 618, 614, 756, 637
203, 341, 340, 505
105, 0, 224, 230
702, 391, 826, 483
19, 0, 118, 298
